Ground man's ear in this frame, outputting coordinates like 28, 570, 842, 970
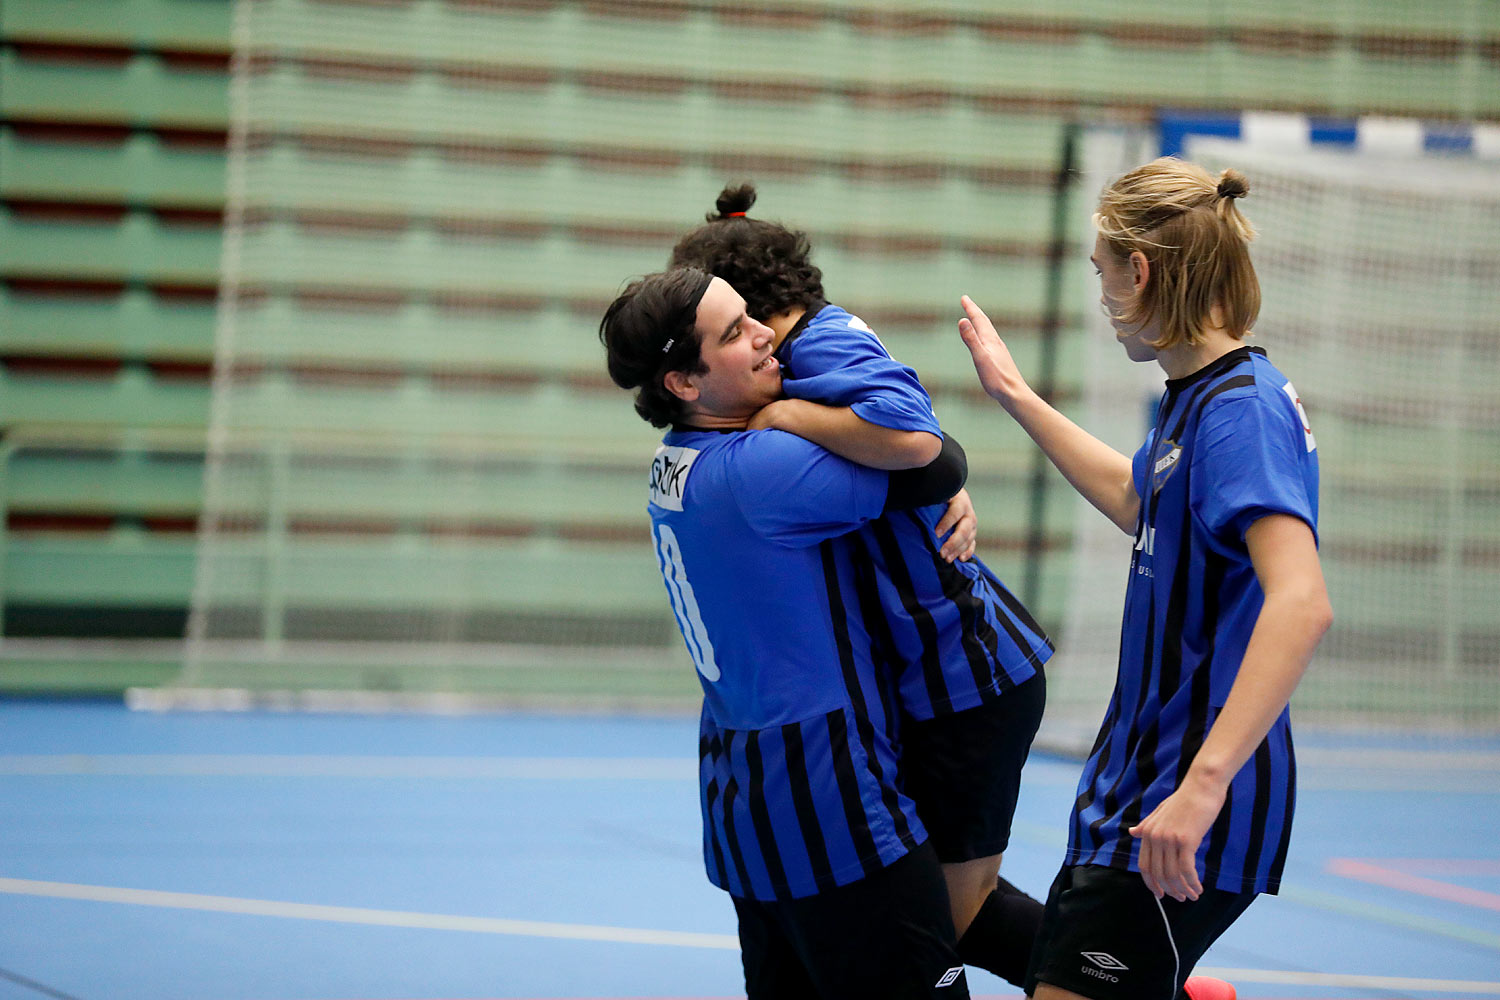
1129, 250, 1151, 294
663, 369, 698, 403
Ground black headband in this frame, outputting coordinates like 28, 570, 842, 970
662, 270, 714, 354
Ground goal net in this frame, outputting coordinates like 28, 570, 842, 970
142, 0, 1083, 712
1041, 114, 1500, 752
152, 0, 695, 711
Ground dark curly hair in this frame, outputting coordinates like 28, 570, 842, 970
667, 183, 825, 322
599, 268, 713, 428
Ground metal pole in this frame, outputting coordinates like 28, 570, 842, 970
1022, 121, 1079, 613
0, 430, 10, 646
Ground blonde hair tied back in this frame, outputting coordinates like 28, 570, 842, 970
1094, 157, 1261, 349
1213, 168, 1255, 241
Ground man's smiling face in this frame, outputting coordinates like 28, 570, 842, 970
677, 277, 783, 422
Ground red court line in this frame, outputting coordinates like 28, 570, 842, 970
1329, 857, 1500, 912
1377, 859, 1500, 876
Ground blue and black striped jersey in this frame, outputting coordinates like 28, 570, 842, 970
1066, 346, 1319, 895
778, 302, 1053, 719
649, 426, 927, 901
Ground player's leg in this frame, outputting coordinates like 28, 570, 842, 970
1032, 978, 1237, 1000
954, 862, 1046, 986
731, 895, 820, 1000
768, 841, 971, 1000
1162, 887, 1256, 1000
943, 851, 1006, 932
1025, 864, 1254, 1000
1032, 975, 1240, 1000
1034, 985, 1093, 1000
902, 669, 1047, 985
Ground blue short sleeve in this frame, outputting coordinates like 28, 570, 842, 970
1192, 396, 1316, 543
780, 308, 942, 437
726, 430, 889, 546
1132, 427, 1157, 502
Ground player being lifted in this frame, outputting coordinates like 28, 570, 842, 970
957, 158, 1332, 1000
670, 185, 1051, 988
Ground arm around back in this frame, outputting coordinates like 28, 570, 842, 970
884, 434, 967, 511
748, 398, 941, 470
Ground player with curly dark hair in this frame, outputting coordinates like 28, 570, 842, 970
669, 184, 1052, 990
669, 184, 826, 324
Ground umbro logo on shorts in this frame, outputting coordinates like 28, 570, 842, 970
1079, 950, 1128, 984
934, 966, 964, 987
1082, 950, 1129, 970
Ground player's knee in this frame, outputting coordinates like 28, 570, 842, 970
942, 853, 1004, 931
1033, 984, 1091, 1000
946, 854, 1000, 890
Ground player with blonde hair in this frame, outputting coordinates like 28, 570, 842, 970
958, 157, 1332, 1000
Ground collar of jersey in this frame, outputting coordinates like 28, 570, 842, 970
772, 298, 829, 362
1164, 344, 1266, 392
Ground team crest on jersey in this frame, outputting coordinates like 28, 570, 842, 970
846, 313, 891, 356
1151, 439, 1183, 494
1281, 380, 1317, 452
649, 445, 700, 511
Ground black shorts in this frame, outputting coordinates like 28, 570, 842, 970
1026, 864, 1256, 1000
732, 841, 970, 1000
900, 668, 1045, 862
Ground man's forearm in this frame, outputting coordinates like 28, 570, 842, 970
1184, 590, 1330, 790
885, 435, 967, 511
755, 398, 941, 470
1185, 516, 1332, 791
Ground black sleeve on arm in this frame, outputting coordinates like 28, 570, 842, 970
883, 433, 968, 512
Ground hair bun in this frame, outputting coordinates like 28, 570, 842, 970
711, 183, 757, 221
1216, 169, 1249, 200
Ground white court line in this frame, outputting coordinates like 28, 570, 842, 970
2, 876, 1498, 994
0, 755, 696, 779
1295, 748, 1500, 771
2, 750, 1490, 782
0, 877, 738, 950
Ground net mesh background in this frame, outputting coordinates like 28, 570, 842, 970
1194, 140, 1500, 727
1045, 126, 1500, 749
91, 0, 1498, 723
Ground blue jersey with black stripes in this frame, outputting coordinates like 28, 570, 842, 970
647, 426, 927, 901
1066, 346, 1319, 895
777, 302, 1053, 719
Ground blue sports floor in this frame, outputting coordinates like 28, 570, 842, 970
1, 701, 1497, 1000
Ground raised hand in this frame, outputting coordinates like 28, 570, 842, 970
957, 295, 1031, 408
